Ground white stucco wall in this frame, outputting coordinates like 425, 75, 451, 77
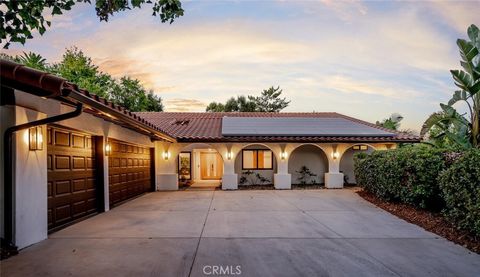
12, 106, 48, 249
288, 145, 328, 184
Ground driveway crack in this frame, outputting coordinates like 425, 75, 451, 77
187, 190, 215, 277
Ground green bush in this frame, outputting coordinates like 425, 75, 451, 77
439, 149, 480, 236
354, 146, 447, 210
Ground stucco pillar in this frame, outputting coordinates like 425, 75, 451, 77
324, 144, 344, 189
274, 145, 291, 189
155, 141, 179, 190
13, 107, 48, 249
222, 158, 237, 190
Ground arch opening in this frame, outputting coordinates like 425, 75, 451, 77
288, 144, 329, 186
234, 144, 277, 187
339, 144, 375, 185
178, 143, 223, 188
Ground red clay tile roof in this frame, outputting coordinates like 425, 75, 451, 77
135, 112, 420, 143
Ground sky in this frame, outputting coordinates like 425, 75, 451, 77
2, 0, 480, 131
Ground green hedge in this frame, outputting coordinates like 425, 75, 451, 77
354, 146, 446, 210
354, 147, 480, 237
439, 150, 480, 236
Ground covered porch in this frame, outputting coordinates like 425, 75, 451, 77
154, 141, 394, 190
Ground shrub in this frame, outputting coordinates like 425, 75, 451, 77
439, 149, 480, 236
296, 166, 317, 185
354, 146, 447, 210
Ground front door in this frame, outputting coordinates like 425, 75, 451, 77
200, 152, 223, 180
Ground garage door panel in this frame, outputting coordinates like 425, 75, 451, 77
108, 139, 152, 208
47, 126, 99, 231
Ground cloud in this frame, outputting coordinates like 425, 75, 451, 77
164, 98, 207, 112
3, 0, 477, 131
428, 1, 480, 34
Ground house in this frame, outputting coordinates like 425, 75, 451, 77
0, 60, 419, 251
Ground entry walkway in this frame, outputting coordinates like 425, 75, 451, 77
2, 190, 479, 276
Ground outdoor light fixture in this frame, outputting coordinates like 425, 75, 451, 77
281, 151, 288, 160
332, 151, 340, 159
226, 151, 233, 160
105, 143, 112, 156
163, 151, 171, 160
331, 145, 340, 160
28, 126, 43, 151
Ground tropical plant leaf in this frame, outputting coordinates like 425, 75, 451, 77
450, 70, 472, 90
468, 24, 479, 44
448, 90, 469, 106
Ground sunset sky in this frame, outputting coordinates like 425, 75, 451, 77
3, 0, 480, 131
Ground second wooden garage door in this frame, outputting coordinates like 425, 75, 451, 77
108, 139, 152, 207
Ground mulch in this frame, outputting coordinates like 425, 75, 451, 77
357, 190, 480, 254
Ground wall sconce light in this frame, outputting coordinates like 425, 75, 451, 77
332, 151, 340, 159
226, 151, 233, 160
105, 143, 112, 156
331, 145, 340, 160
28, 126, 43, 151
163, 151, 171, 160
281, 151, 288, 160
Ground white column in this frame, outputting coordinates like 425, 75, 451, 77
155, 141, 179, 190
13, 107, 48, 249
324, 144, 344, 189
221, 145, 238, 190
273, 144, 291, 189
103, 136, 110, 211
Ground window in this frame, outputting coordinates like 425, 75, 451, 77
242, 149, 273, 170
352, 145, 368, 151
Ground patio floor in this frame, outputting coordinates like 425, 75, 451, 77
1, 190, 479, 277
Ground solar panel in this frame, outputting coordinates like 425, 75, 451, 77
221, 117, 395, 137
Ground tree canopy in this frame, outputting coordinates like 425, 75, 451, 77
0, 0, 184, 48
376, 113, 404, 130
206, 86, 290, 112
3, 49, 164, 112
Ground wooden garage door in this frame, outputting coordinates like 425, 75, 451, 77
47, 126, 98, 231
108, 139, 152, 207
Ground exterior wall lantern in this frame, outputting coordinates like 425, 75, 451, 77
226, 151, 233, 160
28, 126, 43, 151
331, 145, 340, 160
163, 150, 171, 160
280, 151, 288, 160
105, 143, 112, 156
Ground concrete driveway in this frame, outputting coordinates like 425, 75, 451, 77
2, 189, 479, 277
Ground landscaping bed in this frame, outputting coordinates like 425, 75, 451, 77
238, 184, 275, 190
357, 189, 480, 254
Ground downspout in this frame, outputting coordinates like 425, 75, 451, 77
3, 103, 83, 250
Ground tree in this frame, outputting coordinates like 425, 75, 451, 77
421, 24, 480, 148
112, 76, 164, 112
205, 102, 225, 112
0, 0, 184, 48
52, 47, 114, 98
14, 52, 49, 71
251, 86, 290, 112
4, 47, 164, 112
376, 113, 404, 130
205, 86, 290, 112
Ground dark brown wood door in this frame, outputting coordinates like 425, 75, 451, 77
47, 126, 98, 231
108, 139, 152, 208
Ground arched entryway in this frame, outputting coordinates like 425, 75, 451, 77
288, 144, 329, 186
234, 144, 277, 187
339, 144, 375, 185
179, 143, 224, 188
